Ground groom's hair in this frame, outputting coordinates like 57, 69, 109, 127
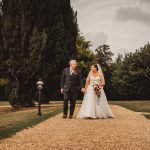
69, 59, 77, 65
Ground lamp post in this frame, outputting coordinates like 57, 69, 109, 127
36, 79, 44, 116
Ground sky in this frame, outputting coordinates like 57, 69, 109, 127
71, 0, 150, 58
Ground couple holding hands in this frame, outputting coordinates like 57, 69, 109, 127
61, 60, 114, 119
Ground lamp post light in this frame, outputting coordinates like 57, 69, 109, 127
36, 79, 44, 116
0, 0, 3, 16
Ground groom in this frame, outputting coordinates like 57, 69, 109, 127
61, 60, 84, 119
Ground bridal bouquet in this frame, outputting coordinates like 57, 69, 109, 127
92, 83, 102, 105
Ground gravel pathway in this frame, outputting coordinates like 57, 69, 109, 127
0, 105, 150, 150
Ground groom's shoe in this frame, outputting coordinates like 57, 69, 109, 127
63, 115, 67, 119
69, 115, 73, 119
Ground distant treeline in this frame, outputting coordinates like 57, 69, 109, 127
105, 43, 150, 100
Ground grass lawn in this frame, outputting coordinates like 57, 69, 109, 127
0, 101, 9, 106
0, 106, 62, 140
0, 100, 149, 140
109, 100, 150, 119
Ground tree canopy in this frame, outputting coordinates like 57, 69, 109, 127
112, 43, 150, 100
0, 0, 77, 107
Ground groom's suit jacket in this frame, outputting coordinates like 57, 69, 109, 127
61, 67, 83, 93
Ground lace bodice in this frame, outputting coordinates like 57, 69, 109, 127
90, 76, 100, 85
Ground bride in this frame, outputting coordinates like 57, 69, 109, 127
77, 64, 114, 119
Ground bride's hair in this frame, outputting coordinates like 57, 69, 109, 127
87, 64, 101, 81
93, 64, 99, 71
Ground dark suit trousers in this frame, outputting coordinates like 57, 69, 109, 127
63, 89, 78, 116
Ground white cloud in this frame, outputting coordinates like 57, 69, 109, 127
116, 6, 150, 25
139, 0, 150, 4
85, 32, 109, 49
71, 0, 150, 58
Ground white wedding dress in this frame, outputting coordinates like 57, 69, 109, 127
77, 76, 114, 119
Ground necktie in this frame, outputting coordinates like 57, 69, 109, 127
71, 69, 74, 75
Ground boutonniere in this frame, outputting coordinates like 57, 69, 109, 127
73, 70, 78, 75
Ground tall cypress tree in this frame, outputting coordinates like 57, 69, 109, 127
1, 0, 77, 107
